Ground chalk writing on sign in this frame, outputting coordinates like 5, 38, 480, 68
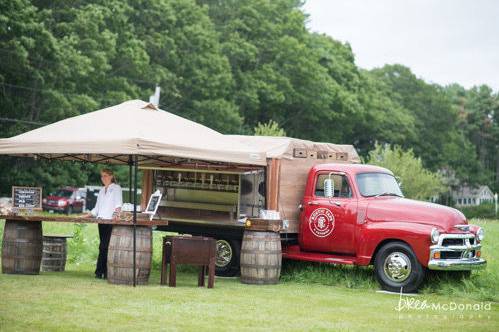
12, 186, 42, 210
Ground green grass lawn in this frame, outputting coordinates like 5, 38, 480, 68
0, 219, 498, 331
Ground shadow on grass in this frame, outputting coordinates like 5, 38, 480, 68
40, 269, 95, 280
281, 260, 498, 301
280, 260, 377, 289
421, 269, 498, 302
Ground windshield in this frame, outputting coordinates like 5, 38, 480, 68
356, 172, 403, 197
53, 190, 73, 198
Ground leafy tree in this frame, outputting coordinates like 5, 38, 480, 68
461, 86, 499, 191
254, 120, 286, 136
0, 0, 96, 195
369, 65, 484, 186
198, 0, 337, 139
0, 0, 68, 136
0, 158, 90, 196
366, 143, 445, 200
445, 84, 499, 190
353, 69, 416, 154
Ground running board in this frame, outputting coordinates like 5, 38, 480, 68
282, 245, 357, 265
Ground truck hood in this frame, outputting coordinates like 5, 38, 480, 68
46, 195, 69, 201
365, 197, 467, 232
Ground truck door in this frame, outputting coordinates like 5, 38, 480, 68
299, 172, 357, 254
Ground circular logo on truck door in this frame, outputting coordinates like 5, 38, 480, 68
309, 207, 335, 238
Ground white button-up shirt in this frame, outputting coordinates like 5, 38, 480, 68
91, 183, 123, 219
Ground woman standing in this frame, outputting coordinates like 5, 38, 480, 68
82, 168, 122, 279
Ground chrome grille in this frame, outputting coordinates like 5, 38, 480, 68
442, 238, 464, 246
441, 251, 462, 259
432, 233, 479, 260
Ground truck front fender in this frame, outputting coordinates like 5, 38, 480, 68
356, 221, 433, 267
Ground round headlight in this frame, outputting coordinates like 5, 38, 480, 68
476, 227, 484, 242
431, 228, 440, 244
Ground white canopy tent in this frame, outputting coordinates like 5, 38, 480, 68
0, 100, 266, 166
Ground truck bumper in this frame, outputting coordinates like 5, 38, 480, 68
428, 232, 486, 271
428, 258, 487, 270
43, 205, 66, 212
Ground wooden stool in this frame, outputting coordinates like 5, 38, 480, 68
160, 236, 216, 288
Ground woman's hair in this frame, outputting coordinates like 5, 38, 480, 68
101, 168, 116, 183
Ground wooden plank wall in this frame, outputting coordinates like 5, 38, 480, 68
265, 158, 281, 211
277, 158, 351, 233
140, 169, 153, 210
278, 159, 316, 233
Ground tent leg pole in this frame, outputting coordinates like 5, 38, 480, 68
128, 156, 132, 203
133, 155, 138, 287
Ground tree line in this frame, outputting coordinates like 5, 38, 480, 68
0, 0, 498, 198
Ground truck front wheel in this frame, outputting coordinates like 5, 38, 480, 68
215, 239, 241, 277
374, 241, 425, 293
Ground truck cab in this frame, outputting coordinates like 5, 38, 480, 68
283, 163, 486, 292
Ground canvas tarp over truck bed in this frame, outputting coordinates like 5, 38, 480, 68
228, 136, 360, 233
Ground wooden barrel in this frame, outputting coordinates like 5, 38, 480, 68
1, 220, 43, 275
107, 225, 152, 285
41, 236, 68, 272
240, 230, 282, 285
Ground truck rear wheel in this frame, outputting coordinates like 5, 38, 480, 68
215, 239, 241, 277
374, 241, 425, 293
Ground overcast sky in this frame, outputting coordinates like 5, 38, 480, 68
303, 0, 499, 90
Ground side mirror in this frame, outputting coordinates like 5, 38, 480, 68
395, 176, 402, 188
324, 178, 334, 198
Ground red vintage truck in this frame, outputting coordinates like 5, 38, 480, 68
142, 136, 486, 292
284, 163, 486, 292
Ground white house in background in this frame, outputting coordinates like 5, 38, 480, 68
452, 185, 494, 206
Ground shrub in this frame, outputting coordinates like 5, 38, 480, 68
366, 143, 446, 200
254, 120, 286, 137
459, 203, 497, 219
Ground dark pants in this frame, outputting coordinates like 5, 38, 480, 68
95, 224, 112, 276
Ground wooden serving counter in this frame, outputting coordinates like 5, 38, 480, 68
0, 214, 168, 226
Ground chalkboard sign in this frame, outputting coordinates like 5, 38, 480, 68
147, 196, 160, 212
145, 190, 162, 220
12, 186, 42, 210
